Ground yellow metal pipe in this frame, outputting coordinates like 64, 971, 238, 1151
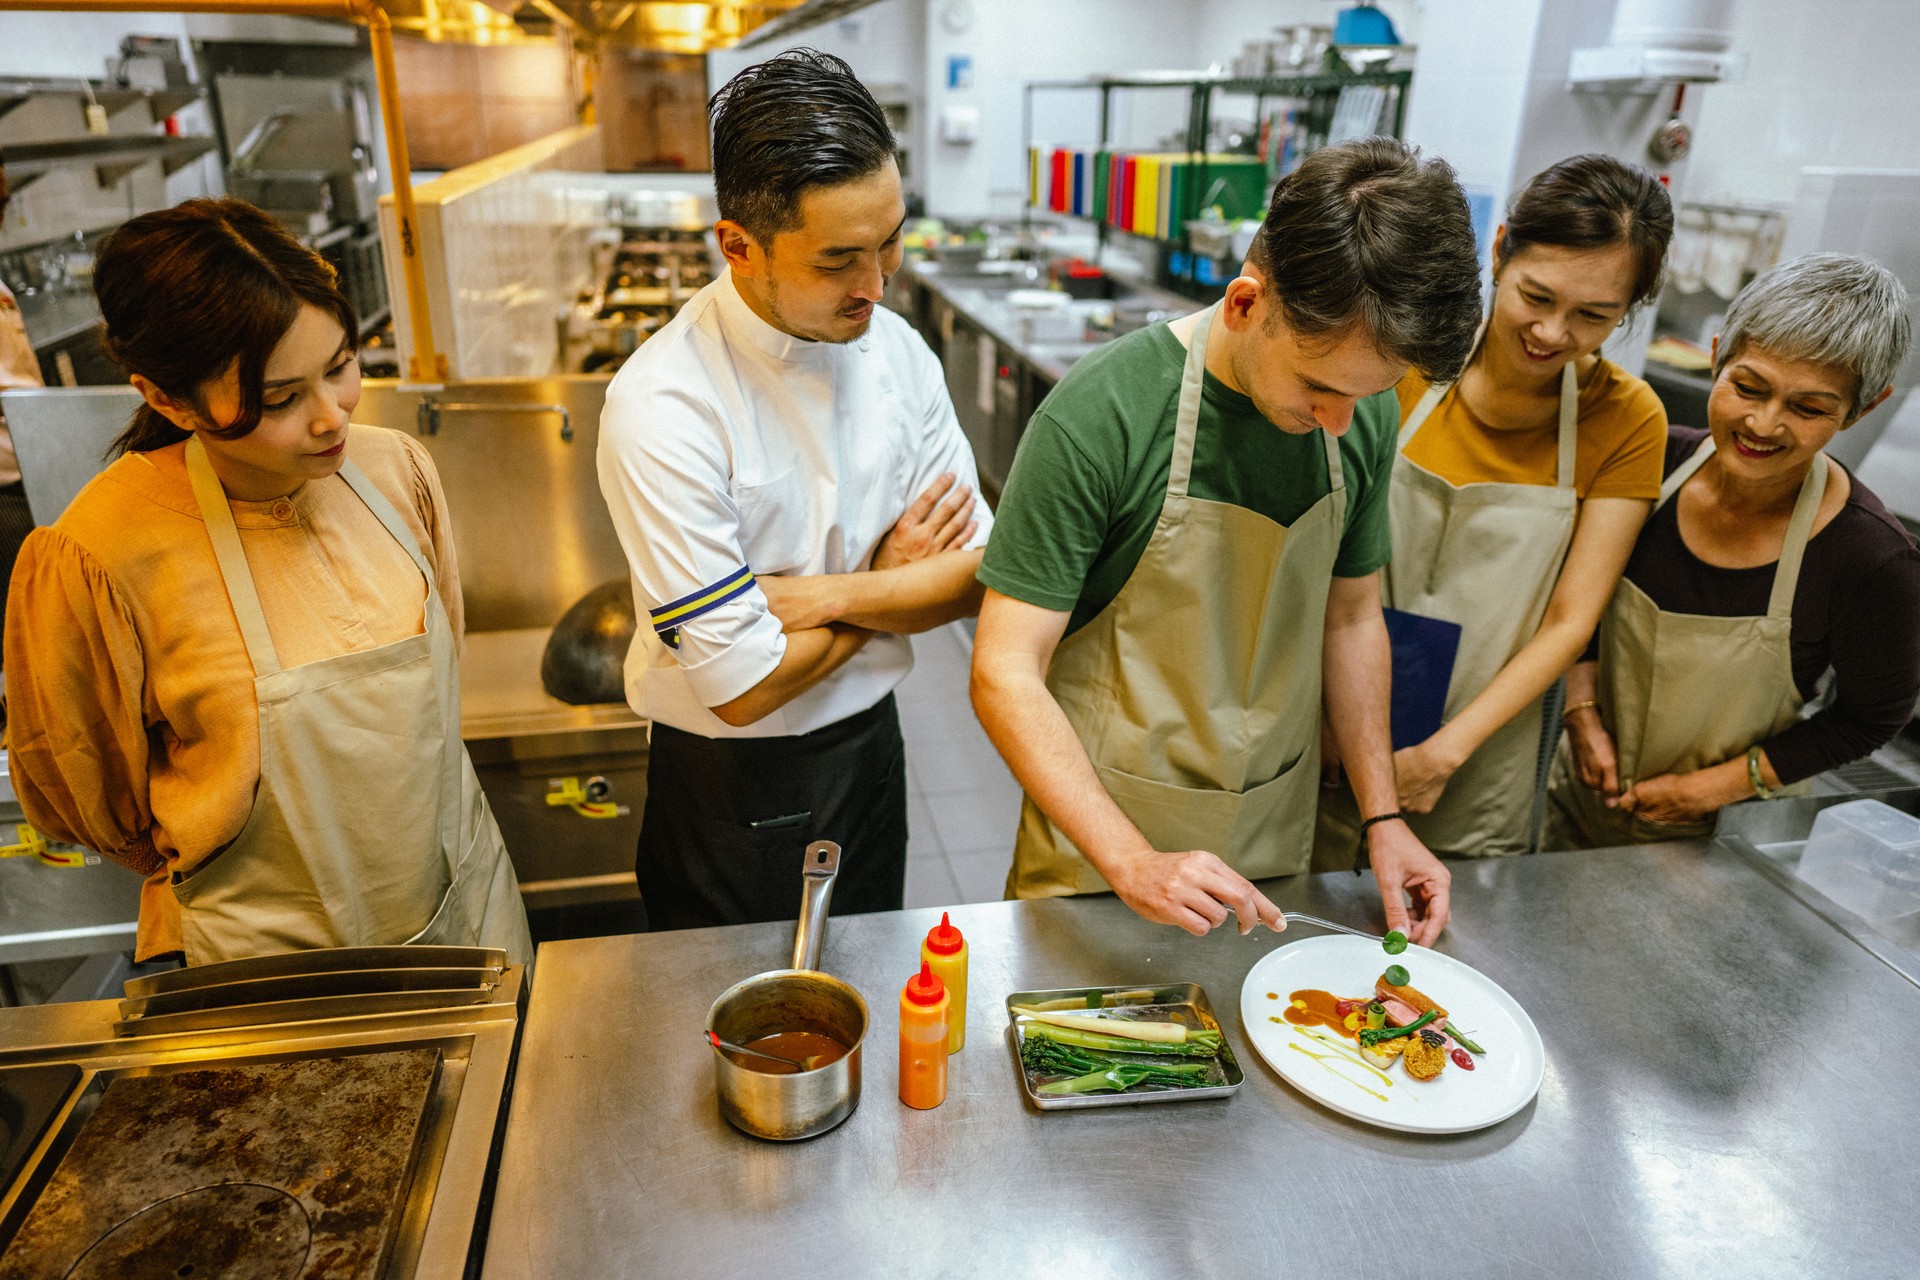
0, 0, 447, 382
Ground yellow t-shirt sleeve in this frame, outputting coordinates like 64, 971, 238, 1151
1580, 373, 1668, 502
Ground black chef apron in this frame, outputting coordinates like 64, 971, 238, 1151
635, 693, 908, 930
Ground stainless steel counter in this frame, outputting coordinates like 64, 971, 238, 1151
483, 842, 1920, 1276
908, 259, 1198, 384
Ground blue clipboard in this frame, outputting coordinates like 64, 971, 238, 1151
1381, 607, 1462, 751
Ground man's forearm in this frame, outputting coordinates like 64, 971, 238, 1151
1323, 606, 1400, 818
842, 548, 985, 632
970, 650, 1149, 872
796, 549, 986, 634
712, 623, 871, 726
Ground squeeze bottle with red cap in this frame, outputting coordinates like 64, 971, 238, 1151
920, 912, 968, 1053
898, 961, 949, 1110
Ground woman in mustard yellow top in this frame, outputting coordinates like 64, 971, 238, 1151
1317, 154, 1674, 862
3, 199, 531, 965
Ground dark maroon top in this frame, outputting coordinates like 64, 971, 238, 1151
1584, 426, 1920, 784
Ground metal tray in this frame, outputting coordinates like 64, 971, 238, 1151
1005, 982, 1243, 1110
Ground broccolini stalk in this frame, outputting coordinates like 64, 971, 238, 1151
1356, 1009, 1438, 1047
1020, 1033, 1218, 1090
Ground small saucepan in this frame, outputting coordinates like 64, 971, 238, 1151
705, 841, 868, 1140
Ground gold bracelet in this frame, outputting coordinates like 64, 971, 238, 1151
1561, 699, 1599, 722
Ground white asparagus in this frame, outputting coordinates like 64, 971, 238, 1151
1009, 1005, 1191, 1044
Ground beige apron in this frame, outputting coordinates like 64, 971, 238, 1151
1547, 438, 1822, 846
1318, 363, 1581, 862
171, 436, 533, 966
1008, 304, 1346, 897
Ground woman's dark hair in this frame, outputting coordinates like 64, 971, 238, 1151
1248, 137, 1484, 384
709, 48, 896, 247
1498, 154, 1674, 311
97, 197, 357, 456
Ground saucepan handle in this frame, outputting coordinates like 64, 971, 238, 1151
792, 840, 841, 971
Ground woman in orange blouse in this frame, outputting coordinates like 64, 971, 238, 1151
3, 199, 531, 966
1317, 155, 1675, 862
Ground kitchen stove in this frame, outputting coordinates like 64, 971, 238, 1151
0, 948, 523, 1280
580, 227, 716, 373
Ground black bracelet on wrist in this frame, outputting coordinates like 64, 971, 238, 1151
1354, 811, 1406, 875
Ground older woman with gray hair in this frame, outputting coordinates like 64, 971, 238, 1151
1549, 252, 1920, 845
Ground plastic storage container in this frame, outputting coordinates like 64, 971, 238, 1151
1796, 800, 1920, 938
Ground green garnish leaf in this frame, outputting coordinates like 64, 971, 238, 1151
1382, 930, 1408, 955
1384, 964, 1410, 987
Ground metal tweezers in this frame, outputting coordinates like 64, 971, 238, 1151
1281, 912, 1382, 941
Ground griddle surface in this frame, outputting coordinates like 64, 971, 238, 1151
0, 1048, 442, 1280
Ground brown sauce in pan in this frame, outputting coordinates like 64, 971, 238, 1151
730, 1031, 849, 1074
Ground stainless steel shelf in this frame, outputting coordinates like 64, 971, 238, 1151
5, 134, 217, 185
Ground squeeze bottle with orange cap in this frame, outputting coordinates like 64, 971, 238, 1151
920, 912, 968, 1053
898, 961, 949, 1110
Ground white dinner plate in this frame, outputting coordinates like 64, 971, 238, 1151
1239, 935, 1545, 1134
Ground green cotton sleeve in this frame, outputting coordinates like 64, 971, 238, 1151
977, 410, 1113, 614
1332, 390, 1398, 578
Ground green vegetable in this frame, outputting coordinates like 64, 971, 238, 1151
1357, 1008, 1437, 1047
1364, 1000, 1386, 1030
1445, 1026, 1485, 1055
1011, 1006, 1195, 1044
1384, 964, 1410, 987
1021, 1034, 1218, 1093
1382, 930, 1408, 955
1039, 1066, 1158, 1095
1022, 1022, 1221, 1056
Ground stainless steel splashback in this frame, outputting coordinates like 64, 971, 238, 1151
355, 376, 626, 632
2, 377, 627, 635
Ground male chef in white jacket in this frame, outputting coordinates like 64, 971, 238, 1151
598, 50, 991, 929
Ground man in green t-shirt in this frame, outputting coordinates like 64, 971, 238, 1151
973, 138, 1483, 944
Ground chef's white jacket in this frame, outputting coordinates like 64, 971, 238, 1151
598, 272, 992, 738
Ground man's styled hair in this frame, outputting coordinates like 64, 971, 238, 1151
709, 48, 897, 247
1248, 138, 1483, 383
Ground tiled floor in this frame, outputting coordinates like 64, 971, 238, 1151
897, 621, 1023, 908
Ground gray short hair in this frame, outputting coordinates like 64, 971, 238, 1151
1715, 252, 1912, 419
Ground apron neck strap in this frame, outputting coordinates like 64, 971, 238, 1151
1398, 357, 1579, 492
1167, 303, 1215, 499
1659, 436, 1717, 505
335, 459, 435, 581
1397, 381, 1446, 451
183, 437, 438, 679
1658, 436, 1828, 619
1769, 452, 1829, 619
1555, 360, 1579, 490
1171, 303, 1348, 504
185, 434, 283, 677
1322, 420, 1346, 495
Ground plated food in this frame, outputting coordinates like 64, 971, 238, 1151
1006, 983, 1244, 1110
1239, 936, 1545, 1134
1279, 967, 1487, 1084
